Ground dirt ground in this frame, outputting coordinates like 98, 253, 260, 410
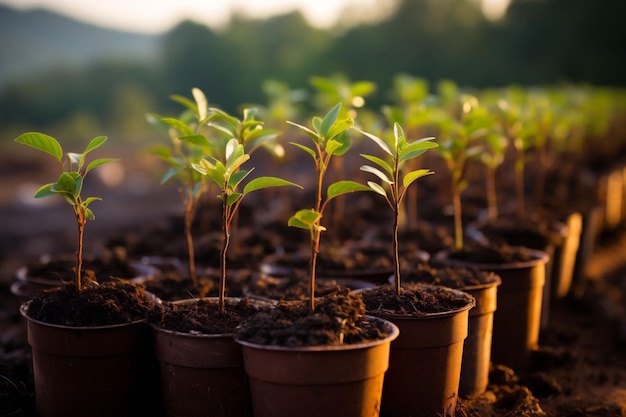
1, 154, 625, 416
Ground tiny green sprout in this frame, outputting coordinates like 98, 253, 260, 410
15, 132, 118, 291
356, 123, 437, 294
287, 103, 371, 312
190, 138, 301, 314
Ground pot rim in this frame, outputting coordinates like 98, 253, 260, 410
433, 247, 550, 270
149, 296, 271, 338
19, 300, 145, 330
234, 315, 399, 352
355, 284, 476, 320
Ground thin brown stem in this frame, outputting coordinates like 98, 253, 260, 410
75, 206, 86, 291
219, 195, 230, 314
452, 180, 463, 251
486, 165, 498, 222
183, 189, 198, 287
515, 147, 525, 219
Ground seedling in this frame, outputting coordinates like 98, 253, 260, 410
435, 90, 485, 250
357, 122, 437, 293
287, 103, 371, 312
190, 137, 301, 313
14, 132, 117, 291
148, 88, 213, 287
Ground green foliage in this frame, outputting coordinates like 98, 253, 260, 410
287, 103, 369, 311
357, 122, 437, 292
14, 132, 117, 290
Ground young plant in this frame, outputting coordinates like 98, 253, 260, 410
356, 122, 437, 293
148, 88, 213, 287
287, 103, 371, 312
435, 93, 485, 250
14, 132, 117, 291
190, 137, 301, 313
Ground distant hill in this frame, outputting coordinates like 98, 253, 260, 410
0, 5, 160, 86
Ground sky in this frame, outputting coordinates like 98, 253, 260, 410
0, 0, 511, 33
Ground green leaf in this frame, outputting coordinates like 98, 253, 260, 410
325, 138, 343, 156
179, 134, 212, 148
228, 169, 251, 190
157, 117, 195, 137
84, 136, 107, 154
85, 207, 95, 220
170, 94, 198, 115
85, 158, 118, 175
33, 183, 56, 199
319, 103, 341, 137
192, 88, 208, 121
399, 138, 438, 163
351, 81, 377, 98
227, 154, 250, 174
243, 177, 302, 195
52, 172, 79, 195
360, 154, 393, 178
327, 131, 351, 156
226, 192, 242, 206
355, 129, 393, 156
367, 181, 388, 197
161, 166, 183, 184
288, 209, 321, 229
287, 121, 320, 142
360, 165, 393, 184
290, 142, 317, 161
402, 169, 434, 190
327, 180, 371, 201
326, 118, 354, 140
15, 132, 63, 161
83, 197, 102, 207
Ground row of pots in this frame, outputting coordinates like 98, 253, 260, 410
17, 241, 552, 417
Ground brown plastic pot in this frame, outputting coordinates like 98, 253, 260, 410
20, 302, 155, 417
458, 276, 501, 397
434, 248, 549, 371
235, 316, 399, 417
151, 298, 264, 417
372, 286, 475, 417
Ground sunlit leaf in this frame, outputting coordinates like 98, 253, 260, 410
319, 103, 341, 137
243, 177, 302, 194
290, 142, 317, 160
85, 158, 118, 175
192, 88, 208, 121
361, 165, 393, 184
33, 183, 56, 199
360, 154, 393, 178
402, 169, 434, 190
15, 132, 63, 161
367, 181, 388, 197
288, 209, 321, 229
355, 128, 392, 156
327, 180, 371, 201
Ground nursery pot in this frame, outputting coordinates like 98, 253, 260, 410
458, 276, 501, 397
372, 287, 475, 417
152, 298, 262, 417
433, 248, 549, 372
235, 316, 399, 417
20, 302, 154, 417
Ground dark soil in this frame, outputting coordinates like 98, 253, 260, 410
361, 285, 475, 318
25, 281, 155, 326
440, 241, 538, 264
401, 262, 501, 289
235, 288, 391, 346
148, 297, 269, 335
142, 268, 249, 301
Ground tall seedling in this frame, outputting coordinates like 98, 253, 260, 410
189, 131, 301, 314
15, 133, 117, 291
287, 103, 371, 312
149, 88, 213, 287
357, 123, 437, 293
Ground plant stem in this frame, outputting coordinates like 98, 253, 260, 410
392, 207, 401, 294
183, 188, 198, 287
309, 152, 327, 313
515, 146, 525, 219
75, 206, 86, 291
452, 179, 463, 251
219, 193, 230, 314
486, 165, 498, 222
